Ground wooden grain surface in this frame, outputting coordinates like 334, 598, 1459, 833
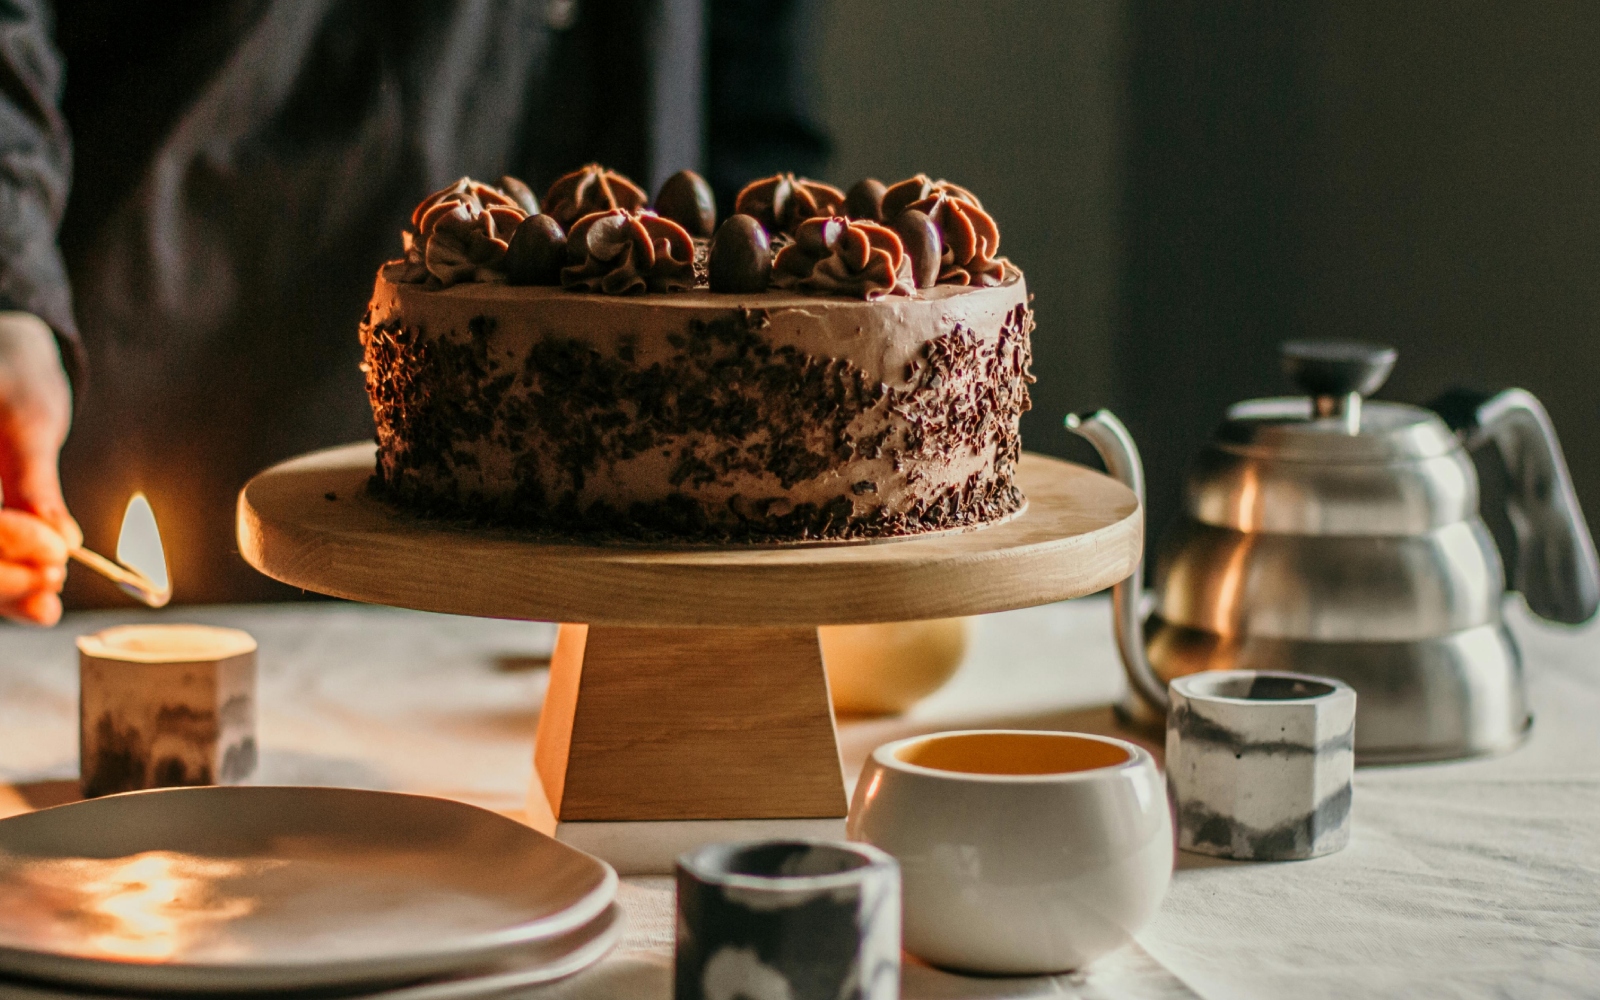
532, 624, 846, 823
237, 443, 1141, 627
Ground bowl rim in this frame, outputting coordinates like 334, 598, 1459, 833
868, 729, 1154, 783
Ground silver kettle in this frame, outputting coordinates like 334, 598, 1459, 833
1069, 341, 1600, 763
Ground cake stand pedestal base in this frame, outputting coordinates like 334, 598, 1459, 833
526, 624, 848, 873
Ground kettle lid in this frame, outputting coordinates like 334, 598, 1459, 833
1215, 342, 1460, 462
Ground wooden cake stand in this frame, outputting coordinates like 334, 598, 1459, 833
238, 443, 1140, 873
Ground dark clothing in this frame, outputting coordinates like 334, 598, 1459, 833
0, 0, 826, 604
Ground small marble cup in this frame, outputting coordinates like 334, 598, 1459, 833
1167, 670, 1356, 861
77, 625, 258, 798
675, 840, 900, 1000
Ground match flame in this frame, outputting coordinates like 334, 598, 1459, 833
115, 493, 170, 598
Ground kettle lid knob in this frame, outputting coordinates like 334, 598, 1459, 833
1282, 340, 1398, 400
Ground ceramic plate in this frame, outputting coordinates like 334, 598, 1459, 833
0, 903, 623, 1000
0, 786, 617, 993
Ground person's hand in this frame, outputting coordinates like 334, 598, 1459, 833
0, 312, 79, 625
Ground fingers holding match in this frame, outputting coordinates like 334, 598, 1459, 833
1, 589, 62, 626
0, 508, 70, 568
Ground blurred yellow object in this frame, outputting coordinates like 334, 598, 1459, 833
819, 617, 974, 716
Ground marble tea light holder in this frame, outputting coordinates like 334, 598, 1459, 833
675, 839, 900, 1000
77, 625, 259, 798
1167, 670, 1356, 861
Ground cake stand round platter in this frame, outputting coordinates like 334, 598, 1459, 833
238, 442, 1141, 873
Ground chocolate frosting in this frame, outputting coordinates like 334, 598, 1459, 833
381, 169, 1007, 294
544, 164, 649, 229
424, 201, 526, 286
880, 173, 983, 220
360, 277, 1034, 542
905, 193, 1004, 287
771, 217, 913, 300
380, 231, 430, 285
734, 173, 846, 234
409, 177, 524, 230
561, 209, 696, 295
384, 177, 528, 287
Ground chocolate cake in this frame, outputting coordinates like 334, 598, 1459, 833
360, 167, 1034, 541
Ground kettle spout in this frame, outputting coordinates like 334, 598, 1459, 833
1065, 410, 1169, 713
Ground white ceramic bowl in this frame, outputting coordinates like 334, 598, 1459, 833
847, 730, 1172, 974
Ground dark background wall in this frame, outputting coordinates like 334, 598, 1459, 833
820, 0, 1600, 552
816, 0, 1127, 455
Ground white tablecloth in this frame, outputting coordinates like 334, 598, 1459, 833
1, 596, 1596, 999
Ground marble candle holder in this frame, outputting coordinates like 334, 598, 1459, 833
77, 625, 258, 798
675, 840, 900, 1000
1167, 670, 1356, 861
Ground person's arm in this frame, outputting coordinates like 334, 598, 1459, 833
0, 0, 81, 625
0, 311, 73, 623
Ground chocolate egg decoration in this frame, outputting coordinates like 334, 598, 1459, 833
653, 170, 716, 238
504, 214, 567, 285
893, 210, 941, 289
844, 178, 887, 222
498, 175, 540, 216
708, 214, 772, 293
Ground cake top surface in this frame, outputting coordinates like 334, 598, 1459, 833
380, 262, 1023, 310
380, 165, 1011, 302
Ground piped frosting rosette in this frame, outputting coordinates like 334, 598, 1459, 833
381, 167, 1008, 297
544, 164, 650, 229
880, 173, 984, 219
771, 216, 913, 300
881, 174, 1003, 287
382, 177, 528, 287
908, 192, 1004, 287
734, 173, 846, 235
561, 209, 697, 295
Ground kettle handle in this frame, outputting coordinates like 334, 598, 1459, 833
1433, 387, 1600, 624
1065, 410, 1170, 713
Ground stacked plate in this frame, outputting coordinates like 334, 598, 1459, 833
0, 786, 620, 998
